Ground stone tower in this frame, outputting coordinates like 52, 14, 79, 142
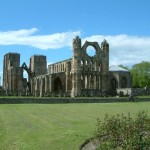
3, 53, 23, 93
101, 39, 109, 94
71, 36, 82, 97
29, 55, 47, 76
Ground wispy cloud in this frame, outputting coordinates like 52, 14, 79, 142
47, 62, 54, 66
83, 35, 150, 67
0, 28, 80, 49
0, 28, 150, 67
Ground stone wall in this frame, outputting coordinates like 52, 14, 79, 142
29, 55, 47, 76
3, 53, 24, 95
2, 37, 132, 97
117, 88, 150, 96
109, 71, 132, 96
3, 53, 20, 91
71, 36, 109, 97
29, 36, 110, 97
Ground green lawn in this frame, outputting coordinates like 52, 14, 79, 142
0, 102, 150, 150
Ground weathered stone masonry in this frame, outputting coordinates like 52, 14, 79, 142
2, 36, 132, 97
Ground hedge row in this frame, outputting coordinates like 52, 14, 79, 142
0, 97, 150, 104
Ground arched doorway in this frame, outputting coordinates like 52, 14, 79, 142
21, 62, 32, 93
54, 77, 62, 91
111, 78, 118, 95
111, 78, 117, 90
121, 77, 127, 88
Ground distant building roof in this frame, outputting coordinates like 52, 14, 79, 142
109, 65, 129, 72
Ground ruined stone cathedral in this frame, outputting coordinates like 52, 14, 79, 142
3, 36, 132, 97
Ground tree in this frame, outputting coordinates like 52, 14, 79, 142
130, 61, 150, 88
119, 64, 129, 70
92, 111, 150, 150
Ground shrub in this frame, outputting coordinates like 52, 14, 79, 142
93, 111, 150, 150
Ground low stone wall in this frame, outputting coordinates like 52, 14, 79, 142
0, 97, 150, 104
117, 88, 132, 96
117, 88, 150, 96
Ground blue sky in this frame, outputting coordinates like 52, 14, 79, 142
0, 0, 150, 84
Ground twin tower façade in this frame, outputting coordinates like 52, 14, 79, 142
3, 36, 132, 97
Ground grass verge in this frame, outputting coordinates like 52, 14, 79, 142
0, 102, 150, 150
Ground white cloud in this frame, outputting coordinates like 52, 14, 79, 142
47, 62, 54, 66
0, 28, 80, 49
83, 34, 150, 67
0, 28, 150, 67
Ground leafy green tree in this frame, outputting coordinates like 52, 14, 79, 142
119, 64, 129, 70
130, 61, 150, 88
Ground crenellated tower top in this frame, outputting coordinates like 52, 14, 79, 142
101, 39, 109, 51
73, 36, 81, 46
72, 36, 81, 57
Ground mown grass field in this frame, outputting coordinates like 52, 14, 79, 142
0, 102, 150, 150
